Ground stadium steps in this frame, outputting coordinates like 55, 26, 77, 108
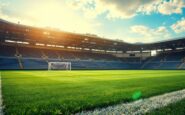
155, 60, 164, 69
41, 51, 49, 63
17, 56, 24, 69
140, 57, 153, 69
178, 62, 185, 69
177, 57, 185, 69
153, 56, 167, 69
15, 48, 24, 69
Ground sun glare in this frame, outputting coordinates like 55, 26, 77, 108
25, 1, 94, 33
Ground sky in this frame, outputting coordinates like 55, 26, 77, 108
0, 0, 185, 43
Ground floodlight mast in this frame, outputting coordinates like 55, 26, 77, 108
48, 62, 71, 71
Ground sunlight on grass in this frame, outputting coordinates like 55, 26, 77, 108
1, 70, 185, 114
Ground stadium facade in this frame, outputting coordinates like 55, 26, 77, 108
0, 19, 185, 70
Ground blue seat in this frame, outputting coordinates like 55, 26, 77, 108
22, 58, 47, 69
0, 57, 19, 69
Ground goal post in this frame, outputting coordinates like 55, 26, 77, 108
48, 62, 71, 70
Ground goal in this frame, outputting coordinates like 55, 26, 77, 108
48, 62, 71, 70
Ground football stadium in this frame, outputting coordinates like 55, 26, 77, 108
1, 0, 185, 115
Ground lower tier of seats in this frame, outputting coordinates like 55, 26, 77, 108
0, 57, 20, 69
0, 56, 183, 70
0, 57, 142, 70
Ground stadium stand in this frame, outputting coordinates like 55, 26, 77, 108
0, 19, 185, 70
142, 51, 185, 69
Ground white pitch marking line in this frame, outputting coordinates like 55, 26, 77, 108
76, 89, 185, 115
0, 72, 3, 115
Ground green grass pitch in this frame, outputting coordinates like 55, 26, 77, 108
147, 98, 185, 115
1, 70, 185, 115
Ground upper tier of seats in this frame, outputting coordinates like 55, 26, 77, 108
16, 46, 119, 61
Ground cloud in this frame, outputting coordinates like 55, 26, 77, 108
69, 0, 159, 19
171, 18, 185, 33
158, 0, 185, 15
130, 25, 170, 43
95, 0, 157, 19
69, 0, 185, 19
131, 25, 169, 37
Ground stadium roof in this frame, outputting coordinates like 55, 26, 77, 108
0, 19, 185, 52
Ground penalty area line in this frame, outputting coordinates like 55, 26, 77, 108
0, 72, 3, 115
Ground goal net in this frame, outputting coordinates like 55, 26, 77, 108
48, 62, 71, 70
